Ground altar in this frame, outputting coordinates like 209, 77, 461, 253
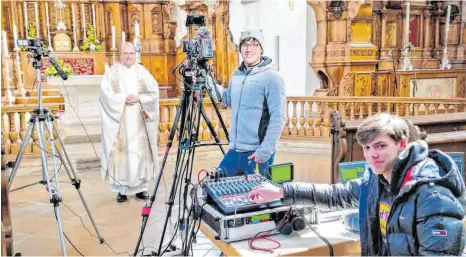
308, 1, 466, 98
372, 68, 466, 98
20, 51, 107, 89
47, 75, 103, 143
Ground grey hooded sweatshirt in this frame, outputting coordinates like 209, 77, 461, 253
217, 57, 286, 161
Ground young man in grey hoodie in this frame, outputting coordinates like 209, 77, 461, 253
216, 29, 286, 177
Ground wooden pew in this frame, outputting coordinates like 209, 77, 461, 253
330, 111, 466, 183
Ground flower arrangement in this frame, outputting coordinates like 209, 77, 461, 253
80, 24, 102, 52
44, 58, 73, 77
28, 23, 36, 38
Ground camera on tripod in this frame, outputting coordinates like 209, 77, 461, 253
17, 38, 42, 48
182, 14, 213, 65
178, 14, 217, 93
17, 38, 68, 80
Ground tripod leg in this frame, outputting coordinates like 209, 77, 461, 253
45, 120, 63, 200
8, 119, 36, 190
133, 91, 189, 256
204, 75, 230, 141
37, 119, 67, 256
50, 121, 105, 243
200, 107, 225, 155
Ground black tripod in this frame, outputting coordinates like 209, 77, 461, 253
7, 41, 104, 256
133, 67, 229, 256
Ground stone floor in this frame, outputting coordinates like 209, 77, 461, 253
8, 171, 223, 256
6, 139, 332, 256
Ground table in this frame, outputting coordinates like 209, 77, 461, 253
199, 220, 361, 256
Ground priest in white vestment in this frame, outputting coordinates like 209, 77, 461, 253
100, 42, 159, 202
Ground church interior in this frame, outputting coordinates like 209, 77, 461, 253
1, 0, 466, 256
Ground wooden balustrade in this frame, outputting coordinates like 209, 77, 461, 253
158, 99, 231, 146
3, 97, 463, 151
282, 97, 466, 138
158, 97, 466, 144
1, 103, 61, 155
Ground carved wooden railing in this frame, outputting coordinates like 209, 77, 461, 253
1, 103, 61, 154
3, 97, 464, 150
159, 97, 466, 144
282, 97, 466, 138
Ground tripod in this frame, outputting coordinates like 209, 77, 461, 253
7, 48, 104, 256
133, 68, 229, 256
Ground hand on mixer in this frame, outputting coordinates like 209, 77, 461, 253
249, 183, 284, 204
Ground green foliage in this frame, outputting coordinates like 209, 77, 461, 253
44, 58, 73, 77
20, 23, 38, 51
80, 24, 102, 52
27, 23, 36, 38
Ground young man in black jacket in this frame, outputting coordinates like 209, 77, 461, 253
249, 113, 466, 256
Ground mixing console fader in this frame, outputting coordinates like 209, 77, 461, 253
203, 174, 282, 215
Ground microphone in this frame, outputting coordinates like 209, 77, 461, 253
48, 55, 68, 81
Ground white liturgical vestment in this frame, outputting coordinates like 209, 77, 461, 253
99, 62, 159, 195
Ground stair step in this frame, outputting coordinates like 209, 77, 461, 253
15, 96, 64, 104
27, 89, 62, 97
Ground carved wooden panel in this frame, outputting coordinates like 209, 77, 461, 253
440, 23, 460, 45
106, 7, 113, 37
129, 6, 141, 36
342, 73, 354, 96
354, 73, 371, 96
409, 15, 420, 47
350, 21, 371, 43
377, 73, 390, 97
25, 2, 36, 32
81, 4, 92, 29
2, 5, 12, 32
162, 2, 173, 23
371, 73, 378, 96
386, 21, 397, 47
150, 5, 162, 35
63, 5, 72, 35
120, 7, 128, 35
329, 20, 347, 42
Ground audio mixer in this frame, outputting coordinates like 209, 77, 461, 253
202, 174, 282, 215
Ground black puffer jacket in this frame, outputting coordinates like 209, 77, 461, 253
282, 140, 466, 255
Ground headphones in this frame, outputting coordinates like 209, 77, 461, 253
276, 212, 307, 235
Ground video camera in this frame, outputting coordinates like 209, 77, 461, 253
17, 38, 42, 48
182, 14, 213, 64
17, 38, 68, 80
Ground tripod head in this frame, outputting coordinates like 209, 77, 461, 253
17, 38, 68, 81
178, 57, 223, 103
